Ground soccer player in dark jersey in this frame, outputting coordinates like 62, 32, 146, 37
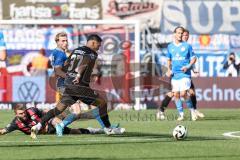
50, 32, 110, 136
0, 104, 104, 136
156, 29, 204, 120
30, 34, 125, 139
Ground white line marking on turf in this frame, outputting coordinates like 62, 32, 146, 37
0, 138, 161, 144
223, 131, 240, 138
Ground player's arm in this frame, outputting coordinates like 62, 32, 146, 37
181, 45, 196, 73
0, 49, 6, 61
166, 59, 172, 77
54, 66, 67, 78
72, 55, 90, 84
181, 57, 196, 73
0, 119, 18, 135
166, 46, 172, 77
0, 128, 7, 135
91, 60, 102, 83
52, 52, 67, 78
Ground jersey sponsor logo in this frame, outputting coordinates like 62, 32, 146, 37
74, 50, 85, 55
172, 53, 185, 61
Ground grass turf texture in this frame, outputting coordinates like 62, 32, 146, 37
0, 109, 240, 160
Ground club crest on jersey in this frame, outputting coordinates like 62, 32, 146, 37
181, 47, 186, 52
75, 50, 85, 55
89, 53, 96, 59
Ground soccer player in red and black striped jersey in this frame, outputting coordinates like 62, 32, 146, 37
0, 104, 104, 135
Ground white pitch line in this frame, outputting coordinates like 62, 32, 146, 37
223, 131, 240, 138
0, 138, 161, 144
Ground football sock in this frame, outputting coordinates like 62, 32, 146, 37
91, 108, 105, 128
175, 99, 183, 115
60, 113, 78, 127
160, 95, 172, 112
100, 114, 111, 128
185, 98, 194, 110
190, 94, 197, 110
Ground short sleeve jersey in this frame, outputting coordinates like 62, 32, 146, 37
66, 46, 98, 86
4, 107, 43, 135
50, 48, 67, 87
166, 41, 195, 80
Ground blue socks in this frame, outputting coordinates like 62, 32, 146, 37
185, 98, 194, 110
91, 107, 105, 128
175, 99, 183, 114
60, 113, 78, 127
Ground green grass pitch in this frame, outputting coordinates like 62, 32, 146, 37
0, 109, 240, 160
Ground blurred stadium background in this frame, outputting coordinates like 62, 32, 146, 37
0, 0, 239, 110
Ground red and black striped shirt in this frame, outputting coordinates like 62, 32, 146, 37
5, 107, 43, 135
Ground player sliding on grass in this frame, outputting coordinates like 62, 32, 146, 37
31, 34, 125, 139
156, 28, 204, 121
0, 104, 103, 136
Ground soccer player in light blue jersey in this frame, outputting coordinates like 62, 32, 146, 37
166, 26, 198, 121
156, 29, 204, 120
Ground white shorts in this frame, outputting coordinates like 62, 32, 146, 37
171, 77, 191, 92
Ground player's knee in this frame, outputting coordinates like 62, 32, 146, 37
189, 89, 195, 96
70, 103, 81, 114
167, 92, 174, 97
56, 102, 68, 112
174, 92, 180, 99
51, 117, 62, 126
93, 98, 107, 108
180, 92, 187, 98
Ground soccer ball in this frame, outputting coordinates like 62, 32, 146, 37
172, 125, 187, 140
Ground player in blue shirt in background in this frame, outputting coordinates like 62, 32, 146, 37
50, 32, 79, 136
166, 26, 198, 121
156, 29, 204, 120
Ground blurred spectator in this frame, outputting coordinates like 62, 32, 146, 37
0, 31, 7, 76
223, 52, 240, 77
30, 48, 50, 76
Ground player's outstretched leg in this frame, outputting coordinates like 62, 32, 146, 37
30, 102, 68, 139
55, 102, 81, 136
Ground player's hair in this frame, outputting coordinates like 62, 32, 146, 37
55, 32, 67, 42
14, 104, 26, 113
183, 29, 189, 34
87, 34, 102, 42
174, 26, 184, 33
